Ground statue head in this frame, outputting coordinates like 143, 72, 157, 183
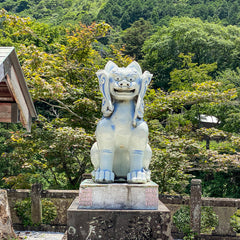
96, 61, 152, 124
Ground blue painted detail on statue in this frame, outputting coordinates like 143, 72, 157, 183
102, 149, 113, 154
133, 150, 144, 155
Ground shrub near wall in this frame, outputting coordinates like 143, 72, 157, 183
7, 189, 78, 230
15, 198, 57, 226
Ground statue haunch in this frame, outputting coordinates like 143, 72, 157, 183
91, 61, 153, 184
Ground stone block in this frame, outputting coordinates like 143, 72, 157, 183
0, 189, 18, 239
79, 179, 159, 210
67, 197, 172, 240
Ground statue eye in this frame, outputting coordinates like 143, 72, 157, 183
128, 76, 135, 82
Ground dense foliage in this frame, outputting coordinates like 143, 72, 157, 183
3, 0, 240, 28
0, 0, 240, 199
143, 17, 240, 89
0, 9, 132, 189
0, 0, 107, 25
97, 0, 240, 29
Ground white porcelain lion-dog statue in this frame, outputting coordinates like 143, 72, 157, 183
91, 61, 153, 183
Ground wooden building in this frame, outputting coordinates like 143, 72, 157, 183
0, 47, 37, 131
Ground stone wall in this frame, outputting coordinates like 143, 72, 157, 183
6, 188, 240, 238
160, 194, 240, 239
7, 189, 78, 232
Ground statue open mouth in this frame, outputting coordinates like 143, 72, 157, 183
114, 88, 135, 93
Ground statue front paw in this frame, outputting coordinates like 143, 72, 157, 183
92, 168, 115, 183
127, 169, 150, 184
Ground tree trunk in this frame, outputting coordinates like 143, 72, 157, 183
206, 137, 210, 150
0, 189, 18, 239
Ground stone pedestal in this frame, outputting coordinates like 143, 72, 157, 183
67, 197, 172, 240
79, 179, 159, 210
67, 180, 172, 239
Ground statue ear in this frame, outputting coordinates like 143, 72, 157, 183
104, 61, 118, 73
133, 71, 153, 127
127, 61, 142, 75
142, 71, 152, 86
96, 69, 114, 117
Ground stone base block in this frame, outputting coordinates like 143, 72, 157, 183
67, 197, 172, 240
0, 190, 18, 239
79, 179, 159, 210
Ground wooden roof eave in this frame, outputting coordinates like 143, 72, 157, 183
0, 81, 15, 102
8, 48, 37, 119
0, 47, 37, 132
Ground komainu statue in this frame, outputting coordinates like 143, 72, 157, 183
91, 61, 152, 183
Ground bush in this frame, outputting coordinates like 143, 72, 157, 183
217, 145, 236, 155
15, 198, 57, 226
15, 199, 32, 227
231, 209, 240, 233
173, 206, 218, 239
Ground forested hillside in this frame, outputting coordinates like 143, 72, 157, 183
97, 0, 240, 29
0, 1, 240, 201
0, 0, 107, 25
2, 0, 240, 27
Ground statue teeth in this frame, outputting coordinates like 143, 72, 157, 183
114, 88, 135, 93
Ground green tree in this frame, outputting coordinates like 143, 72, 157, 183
149, 130, 194, 194
0, 124, 22, 188
4, 117, 94, 189
121, 18, 153, 60
120, 0, 143, 29
0, 11, 132, 189
170, 53, 217, 90
3, 0, 240, 28
143, 17, 240, 89
97, 0, 123, 27
144, 56, 239, 195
